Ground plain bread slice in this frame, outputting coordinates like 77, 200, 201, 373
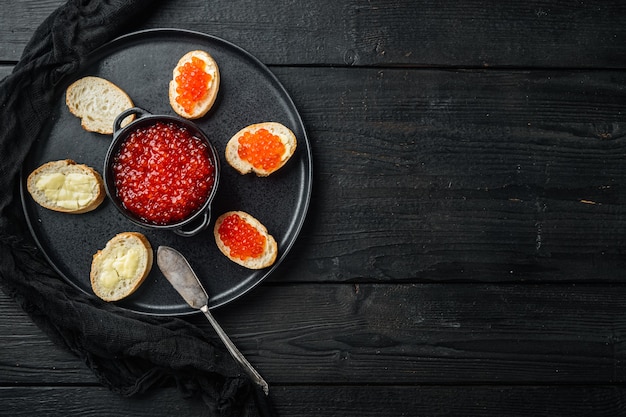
65, 76, 134, 134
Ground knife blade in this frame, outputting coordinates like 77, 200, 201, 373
156, 245, 208, 309
156, 245, 269, 395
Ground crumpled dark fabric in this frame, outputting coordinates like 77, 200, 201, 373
0, 1, 271, 416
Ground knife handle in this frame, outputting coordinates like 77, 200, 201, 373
200, 305, 270, 395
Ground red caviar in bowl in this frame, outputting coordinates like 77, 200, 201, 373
175, 56, 212, 114
217, 213, 266, 260
237, 128, 286, 172
112, 121, 215, 225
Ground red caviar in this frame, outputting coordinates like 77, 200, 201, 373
218, 214, 266, 260
175, 56, 212, 114
112, 121, 215, 225
237, 128, 285, 171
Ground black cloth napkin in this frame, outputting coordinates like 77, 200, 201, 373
0, 1, 275, 416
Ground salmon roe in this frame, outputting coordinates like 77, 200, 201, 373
218, 214, 266, 260
112, 121, 215, 225
237, 129, 285, 171
175, 56, 212, 114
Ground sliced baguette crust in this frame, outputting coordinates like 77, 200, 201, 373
90, 232, 153, 302
65, 76, 134, 134
225, 122, 297, 177
169, 50, 220, 119
214, 211, 278, 269
26, 159, 105, 214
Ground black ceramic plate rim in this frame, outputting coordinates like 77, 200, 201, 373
19, 28, 312, 316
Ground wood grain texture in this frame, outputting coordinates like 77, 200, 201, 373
0, 387, 211, 417
3, 1, 626, 416
208, 283, 626, 385
272, 67, 626, 283
3, 284, 625, 385
0, 66, 11, 81
275, 385, 626, 417
0, 385, 624, 417
6, 63, 626, 284
2, 0, 626, 67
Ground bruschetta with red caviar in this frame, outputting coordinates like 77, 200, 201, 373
169, 50, 220, 119
225, 122, 297, 176
214, 211, 277, 269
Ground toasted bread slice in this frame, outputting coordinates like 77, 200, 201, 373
214, 211, 278, 269
26, 159, 105, 214
90, 232, 153, 302
225, 122, 297, 176
65, 76, 135, 134
169, 50, 220, 119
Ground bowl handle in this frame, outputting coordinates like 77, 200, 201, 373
113, 107, 151, 134
173, 209, 212, 238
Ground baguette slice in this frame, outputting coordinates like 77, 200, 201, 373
225, 122, 297, 176
65, 76, 135, 134
26, 159, 105, 214
214, 211, 278, 269
169, 50, 220, 119
90, 232, 153, 302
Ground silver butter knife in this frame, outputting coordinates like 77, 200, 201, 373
156, 245, 269, 395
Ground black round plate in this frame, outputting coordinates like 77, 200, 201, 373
20, 29, 312, 315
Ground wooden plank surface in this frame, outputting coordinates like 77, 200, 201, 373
2, 283, 626, 415
5, 63, 626, 284
2, 0, 626, 416
2, 0, 626, 67
273, 67, 626, 283
1, 385, 625, 417
3, 283, 625, 385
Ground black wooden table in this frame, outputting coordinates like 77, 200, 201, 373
2, 1, 626, 415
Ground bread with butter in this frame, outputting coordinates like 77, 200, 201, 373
90, 232, 153, 302
214, 211, 277, 269
65, 76, 135, 134
225, 122, 297, 176
26, 159, 105, 214
169, 50, 220, 119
